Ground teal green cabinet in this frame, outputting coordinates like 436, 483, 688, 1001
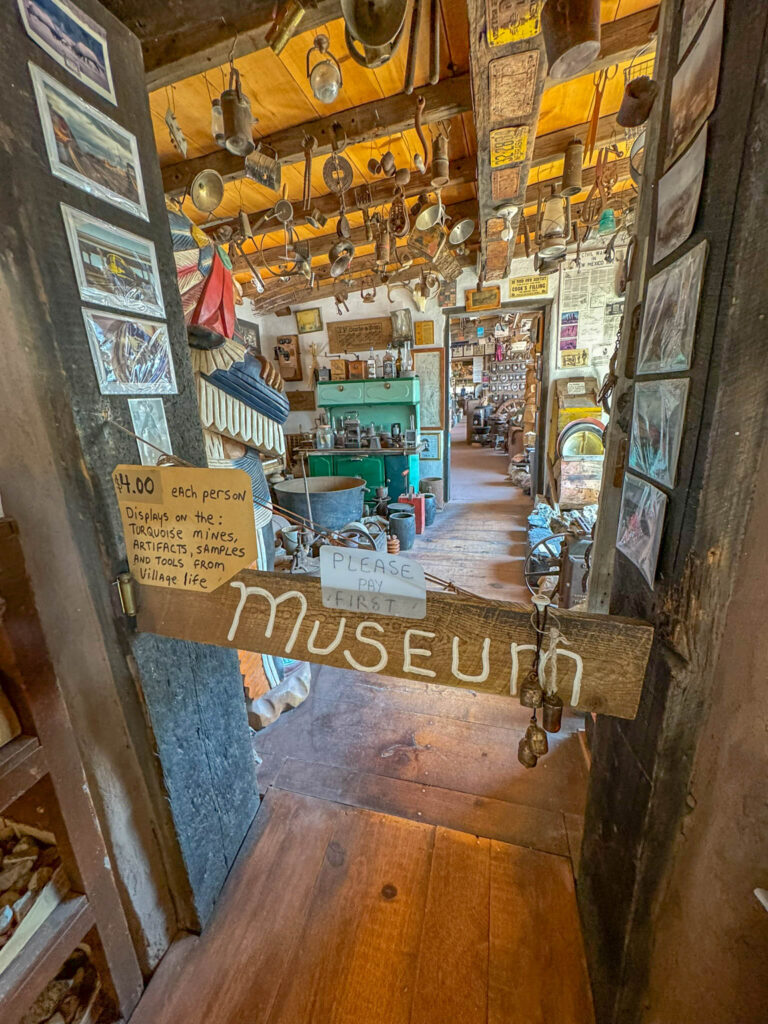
307, 453, 334, 478
319, 381, 366, 406
335, 454, 385, 498
363, 379, 419, 405
307, 450, 420, 502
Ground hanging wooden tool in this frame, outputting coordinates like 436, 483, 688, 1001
429, 0, 440, 85
585, 64, 617, 161
404, 0, 422, 95
301, 134, 316, 212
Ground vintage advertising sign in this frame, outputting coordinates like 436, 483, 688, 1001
489, 51, 539, 125
486, 0, 544, 46
327, 316, 393, 353
490, 125, 529, 167
561, 348, 590, 368
508, 275, 549, 299
113, 465, 257, 592
135, 570, 654, 719
320, 548, 427, 619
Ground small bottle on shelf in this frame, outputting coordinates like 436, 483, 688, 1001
383, 344, 396, 379
367, 345, 377, 380
395, 343, 402, 377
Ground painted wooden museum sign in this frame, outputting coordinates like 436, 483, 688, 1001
136, 570, 653, 720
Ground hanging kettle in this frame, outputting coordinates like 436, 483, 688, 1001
220, 68, 255, 156
341, 0, 408, 68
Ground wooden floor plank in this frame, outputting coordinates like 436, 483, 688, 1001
129, 790, 341, 1024
488, 842, 595, 1024
273, 757, 571, 857
409, 828, 491, 1024
266, 807, 435, 1024
564, 812, 585, 878
255, 692, 589, 816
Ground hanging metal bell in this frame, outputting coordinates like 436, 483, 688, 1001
542, 691, 564, 733
517, 736, 538, 769
526, 722, 549, 756
519, 670, 544, 708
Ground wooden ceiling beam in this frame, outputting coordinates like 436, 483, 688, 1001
235, 199, 478, 273
162, 75, 473, 196
204, 155, 477, 238
531, 113, 621, 167
101, 0, 343, 90
525, 157, 630, 202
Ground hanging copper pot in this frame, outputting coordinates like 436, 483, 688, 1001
617, 76, 659, 128
542, 692, 564, 733
542, 0, 601, 81
220, 68, 255, 156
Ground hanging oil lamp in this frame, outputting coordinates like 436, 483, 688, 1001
306, 34, 343, 103
537, 187, 571, 258
220, 67, 255, 156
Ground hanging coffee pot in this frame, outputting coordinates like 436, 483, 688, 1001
220, 67, 255, 156
341, 0, 408, 68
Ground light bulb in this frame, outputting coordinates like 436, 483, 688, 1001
310, 61, 341, 103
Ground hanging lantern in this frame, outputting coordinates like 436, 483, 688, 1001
561, 138, 583, 197
306, 34, 343, 103
537, 189, 571, 258
220, 68, 255, 156
542, 0, 601, 81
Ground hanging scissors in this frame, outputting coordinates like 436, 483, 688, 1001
586, 64, 618, 161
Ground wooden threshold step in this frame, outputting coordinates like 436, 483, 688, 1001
271, 757, 571, 858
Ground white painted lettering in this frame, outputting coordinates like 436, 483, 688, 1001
343, 621, 388, 672
307, 617, 347, 655
228, 582, 307, 653
451, 636, 491, 683
403, 629, 436, 678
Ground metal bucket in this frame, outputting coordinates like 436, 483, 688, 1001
273, 476, 366, 531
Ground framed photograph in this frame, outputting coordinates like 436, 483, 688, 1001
18, 0, 116, 104
128, 398, 172, 465
295, 307, 323, 334
654, 123, 707, 264
30, 63, 147, 220
437, 280, 457, 307
466, 286, 501, 312
233, 318, 260, 354
666, 0, 723, 169
412, 347, 445, 430
679, 0, 717, 60
61, 204, 164, 317
616, 473, 668, 588
414, 321, 435, 346
82, 308, 177, 394
274, 335, 302, 382
420, 432, 443, 461
637, 241, 707, 374
628, 379, 690, 489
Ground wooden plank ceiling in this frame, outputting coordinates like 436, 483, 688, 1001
141, 0, 658, 308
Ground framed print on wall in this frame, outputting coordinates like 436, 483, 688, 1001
465, 286, 501, 312
61, 204, 164, 317
637, 241, 707, 375
128, 397, 172, 465
30, 63, 147, 220
295, 307, 323, 334
82, 308, 177, 395
414, 321, 435, 346
616, 473, 668, 589
420, 432, 443, 461
412, 347, 445, 429
628, 379, 690, 489
18, 0, 116, 104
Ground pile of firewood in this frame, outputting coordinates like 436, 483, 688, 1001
20, 945, 105, 1024
0, 820, 61, 950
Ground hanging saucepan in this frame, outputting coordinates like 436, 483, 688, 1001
341, 0, 408, 68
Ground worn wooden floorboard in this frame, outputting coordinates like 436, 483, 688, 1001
130, 789, 594, 1024
273, 757, 571, 857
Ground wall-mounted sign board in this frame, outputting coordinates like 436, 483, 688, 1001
136, 569, 654, 719
113, 465, 257, 592
327, 316, 393, 353
508, 275, 549, 299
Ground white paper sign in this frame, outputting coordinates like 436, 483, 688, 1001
566, 381, 587, 395
319, 547, 427, 619
472, 356, 484, 383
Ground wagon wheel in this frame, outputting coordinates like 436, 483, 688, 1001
524, 534, 564, 598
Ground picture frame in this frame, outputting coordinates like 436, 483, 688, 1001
466, 286, 501, 312
30, 63, 147, 220
654, 123, 707, 264
128, 397, 172, 466
616, 473, 668, 588
637, 241, 707, 374
18, 0, 116, 104
666, 0, 723, 169
81, 308, 177, 395
628, 379, 690, 489
420, 432, 443, 461
61, 204, 164, 317
412, 347, 445, 430
295, 307, 323, 334
274, 335, 303, 382
233, 318, 261, 354
437, 280, 457, 308
414, 321, 435, 346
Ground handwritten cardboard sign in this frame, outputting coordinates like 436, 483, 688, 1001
320, 548, 427, 619
113, 465, 257, 592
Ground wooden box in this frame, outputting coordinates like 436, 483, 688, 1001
330, 359, 348, 381
348, 360, 368, 380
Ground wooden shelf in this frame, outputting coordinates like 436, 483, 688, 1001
0, 894, 94, 1024
0, 736, 46, 811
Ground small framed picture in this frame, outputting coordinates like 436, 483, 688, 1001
30, 63, 147, 220
414, 321, 435, 346
616, 473, 668, 588
420, 432, 443, 461
637, 241, 707, 374
275, 335, 303, 381
233, 318, 260, 353
628, 379, 689, 489
466, 286, 501, 312
295, 307, 323, 334
128, 398, 172, 465
18, 0, 116, 104
82, 308, 177, 394
61, 205, 164, 317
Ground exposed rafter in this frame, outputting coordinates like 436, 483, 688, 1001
162, 76, 472, 196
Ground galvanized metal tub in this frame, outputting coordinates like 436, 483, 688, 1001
272, 475, 366, 531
